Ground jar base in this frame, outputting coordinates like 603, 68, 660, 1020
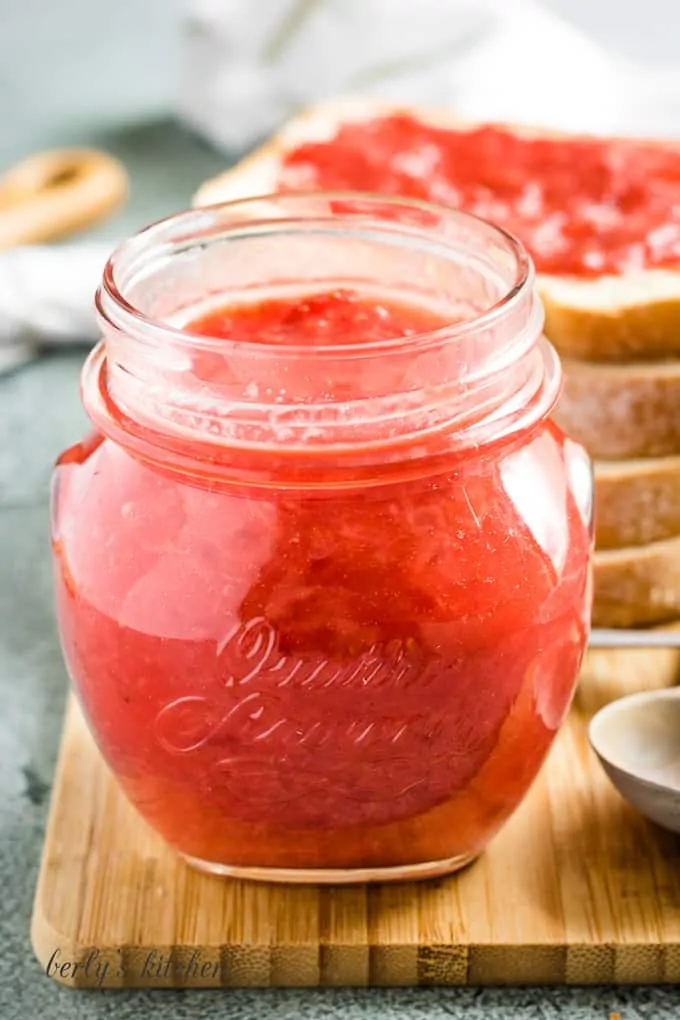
179, 850, 479, 884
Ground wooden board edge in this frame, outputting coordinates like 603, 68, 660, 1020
31, 694, 83, 987
30, 913, 93, 989
28, 929, 680, 989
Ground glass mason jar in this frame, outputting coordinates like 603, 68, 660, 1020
51, 194, 593, 883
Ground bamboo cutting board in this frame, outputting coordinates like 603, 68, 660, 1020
32, 653, 680, 989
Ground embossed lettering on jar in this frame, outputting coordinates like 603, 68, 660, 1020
51, 194, 593, 882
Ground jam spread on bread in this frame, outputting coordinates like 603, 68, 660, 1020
279, 115, 680, 277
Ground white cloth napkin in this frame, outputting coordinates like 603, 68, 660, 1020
177, 0, 680, 146
0, 243, 111, 374
3, 0, 680, 374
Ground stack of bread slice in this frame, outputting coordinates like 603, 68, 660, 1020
552, 332, 680, 628
544, 286, 680, 687
194, 98, 680, 685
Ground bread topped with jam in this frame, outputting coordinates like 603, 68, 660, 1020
195, 97, 680, 363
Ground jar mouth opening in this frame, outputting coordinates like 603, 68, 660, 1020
97, 190, 533, 358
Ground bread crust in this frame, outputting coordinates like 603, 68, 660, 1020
543, 286, 680, 362
593, 534, 680, 627
595, 456, 680, 550
555, 359, 680, 460
193, 97, 680, 363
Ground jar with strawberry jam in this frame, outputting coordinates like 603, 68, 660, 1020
51, 194, 593, 883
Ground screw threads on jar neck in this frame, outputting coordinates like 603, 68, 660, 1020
90, 193, 560, 473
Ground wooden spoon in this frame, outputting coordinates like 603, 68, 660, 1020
0, 148, 128, 248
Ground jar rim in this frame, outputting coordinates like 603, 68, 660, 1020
96, 190, 533, 358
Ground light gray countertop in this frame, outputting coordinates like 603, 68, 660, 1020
2, 1, 680, 1017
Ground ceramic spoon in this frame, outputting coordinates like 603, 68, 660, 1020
589, 687, 680, 834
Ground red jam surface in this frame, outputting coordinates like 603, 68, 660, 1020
53, 290, 591, 872
279, 114, 680, 277
190, 288, 446, 346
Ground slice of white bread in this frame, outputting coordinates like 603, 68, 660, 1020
555, 359, 680, 460
595, 456, 680, 549
593, 534, 680, 627
194, 97, 680, 363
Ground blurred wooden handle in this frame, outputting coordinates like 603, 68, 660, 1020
0, 148, 128, 248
